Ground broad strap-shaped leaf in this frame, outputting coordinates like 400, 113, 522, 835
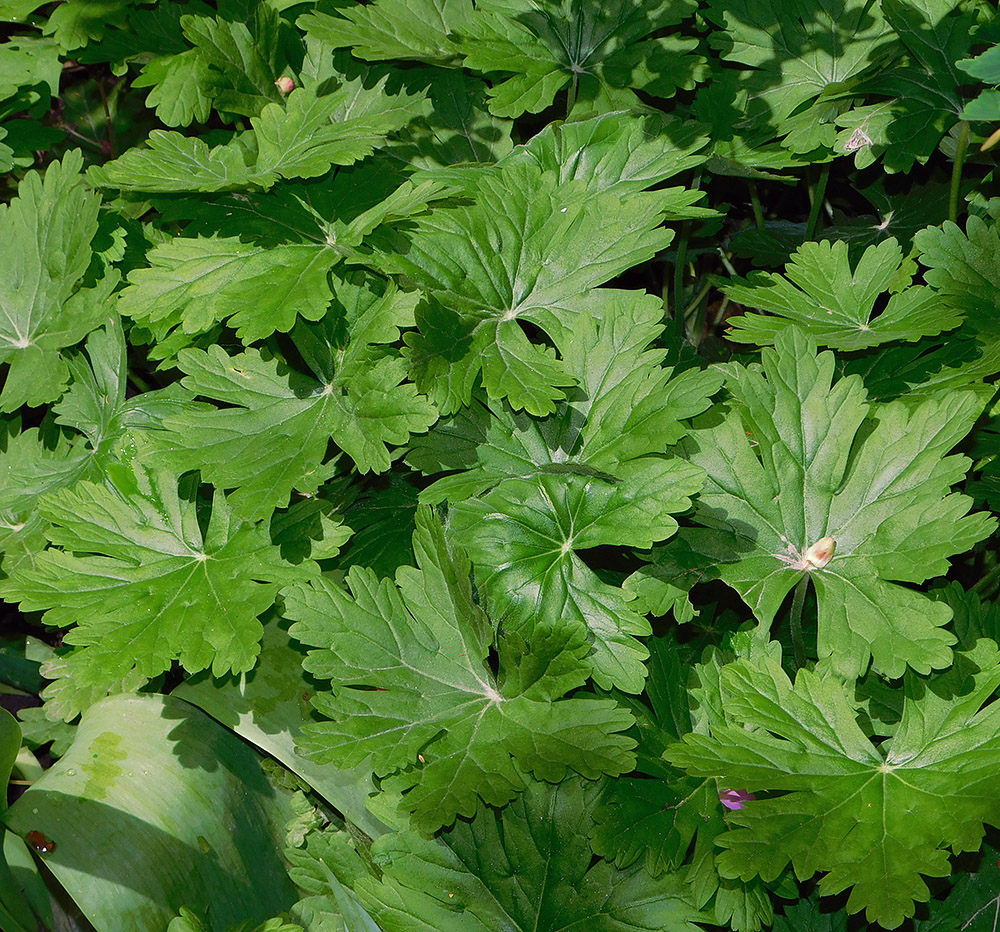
174, 620, 388, 842
117, 235, 339, 344
5, 694, 299, 931
0, 459, 310, 720
666, 641, 1000, 928
354, 777, 712, 932
458, 0, 704, 118
0, 150, 107, 411
149, 274, 437, 520
394, 162, 676, 415
681, 327, 995, 678
724, 238, 962, 349
283, 508, 636, 833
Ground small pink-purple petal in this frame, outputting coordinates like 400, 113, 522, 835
719, 788, 755, 810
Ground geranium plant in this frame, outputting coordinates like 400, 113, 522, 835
2, 1, 1000, 931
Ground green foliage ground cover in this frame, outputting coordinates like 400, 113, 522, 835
3, 1, 1000, 930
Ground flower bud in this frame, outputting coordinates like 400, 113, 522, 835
804, 536, 836, 569
274, 76, 295, 95
719, 788, 755, 810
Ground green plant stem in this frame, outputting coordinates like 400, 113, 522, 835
96, 75, 117, 158
790, 575, 809, 670
748, 180, 765, 229
949, 120, 971, 224
565, 75, 578, 118
973, 559, 1000, 600
805, 163, 830, 241
670, 169, 702, 351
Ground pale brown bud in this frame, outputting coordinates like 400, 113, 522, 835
274, 76, 295, 95
804, 536, 836, 569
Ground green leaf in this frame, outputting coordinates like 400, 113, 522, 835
253, 80, 427, 183
410, 290, 718, 691
297, 0, 471, 65
0, 150, 107, 411
724, 239, 962, 350
4, 694, 299, 931
284, 826, 382, 932
703, 0, 895, 143
41, 0, 131, 50
354, 776, 712, 932
88, 128, 261, 192
149, 275, 437, 520
913, 836, 1000, 932
118, 235, 339, 344
395, 68, 514, 169
395, 163, 675, 415
133, 49, 214, 127
89, 79, 426, 193
0, 706, 18, 798
666, 641, 1000, 928
283, 508, 636, 833
458, 0, 704, 118
450, 462, 703, 693
681, 327, 995, 678
494, 110, 710, 196
178, 7, 286, 118
916, 216, 1000, 336
834, 1, 976, 172
0, 35, 62, 98
0, 459, 310, 719
174, 620, 389, 841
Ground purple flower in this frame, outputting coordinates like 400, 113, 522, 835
719, 788, 755, 810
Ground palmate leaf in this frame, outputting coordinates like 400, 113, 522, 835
0, 150, 108, 411
1, 319, 129, 571
297, 0, 472, 65
175, 7, 286, 119
915, 216, 1000, 335
149, 274, 437, 521
408, 290, 720, 693
393, 161, 676, 415
724, 239, 962, 350
117, 235, 339, 344
835, 0, 975, 172
680, 327, 995, 679
457, 0, 704, 118
88, 80, 426, 192
353, 777, 712, 932
703, 0, 895, 144
0, 458, 311, 720
283, 508, 636, 833
666, 640, 1000, 928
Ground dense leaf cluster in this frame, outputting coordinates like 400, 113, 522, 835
2, 1, 1000, 931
